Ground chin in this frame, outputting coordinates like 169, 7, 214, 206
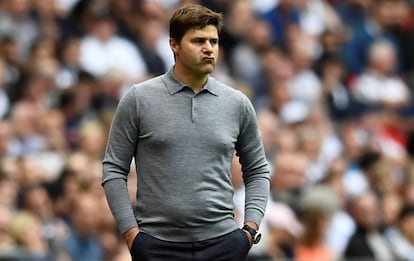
202, 65, 215, 74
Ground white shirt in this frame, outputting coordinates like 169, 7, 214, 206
80, 36, 147, 81
289, 70, 322, 105
0, 89, 9, 119
352, 71, 409, 105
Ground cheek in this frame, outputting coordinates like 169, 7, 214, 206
214, 46, 219, 55
181, 46, 200, 58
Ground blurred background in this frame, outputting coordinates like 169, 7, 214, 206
0, 0, 414, 260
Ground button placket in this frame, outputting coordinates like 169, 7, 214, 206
191, 96, 196, 122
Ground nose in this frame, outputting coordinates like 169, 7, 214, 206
203, 41, 213, 53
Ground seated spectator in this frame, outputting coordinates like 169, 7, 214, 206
0, 0, 41, 62
17, 183, 70, 258
230, 17, 273, 97
381, 192, 404, 229
350, 39, 410, 109
8, 102, 47, 158
79, 8, 148, 83
294, 185, 338, 261
55, 36, 82, 90
0, 57, 11, 119
344, 190, 395, 260
0, 37, 25, 103
134, 16, 168, 77
341, 0, 403, 75
355, 150, 397, 197
270, 151, 308, 207
385, 204, 414, 260
317, 54, 366, 121
62, 192, 103, 261
297, 107, 343, 184
9, 211, 52, 261
322, 157, 356, 259
0, 168, 18, 209
265, 201, 303, 260
0, 205, 13, 250
287, 30, 322, 106
0, 120, 12, 158
256, 110, 279, 165
261, 0, 300, 44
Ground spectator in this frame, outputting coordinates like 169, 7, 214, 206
298, 107, 343, 184
317, 54, 364, 121
0, 37, 24, 103
79, 8, 148, 83
32, 0, 62, 43
287, 29, 322, 106
344, 190, 395, 260
55, 36, 82, 90
265, 201, 303, 260
351, 39, 410, 109
219, 0, 256, 73
0, 170, 19, 209
322, 157, 356, 259
0, 120, 12, 158
0, 57, 10, 119
17, 183, 69, 259
294, 185, 338, 261
62, 192, 103, 261
0, 203, 13, 250
385, 204, 414, 260
9, 211, 53, 261
270, 151, 308, 207
134, 16, 168, 77
0, 0, 41, 62
335, 0, 372, 30
8, 101, 47, 158
230, 17, 273, 98
261, 0, 300, 44
256, 46, 293, 111
341, 0, 403, 75
257, 110, 278, 165
381, 192, 403, 228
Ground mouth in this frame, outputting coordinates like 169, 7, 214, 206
202, 57, 215, 63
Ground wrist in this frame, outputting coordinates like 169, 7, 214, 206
244, 221, 258, 231
122, 227, 140, 250
242, 223, 261, 245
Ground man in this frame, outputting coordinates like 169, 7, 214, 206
102, 4, 270, 261
344, 190, 394, 260
385, 204, 414, 260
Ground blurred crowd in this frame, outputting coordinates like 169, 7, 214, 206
0, 0, 414, 260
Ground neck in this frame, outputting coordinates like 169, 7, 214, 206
173, 65, 208, 93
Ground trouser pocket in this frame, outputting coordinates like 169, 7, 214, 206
130, 232, 145, 261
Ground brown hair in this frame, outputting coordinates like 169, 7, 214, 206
169, 4, 223, 43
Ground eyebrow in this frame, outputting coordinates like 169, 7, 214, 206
192, 37, 219, 41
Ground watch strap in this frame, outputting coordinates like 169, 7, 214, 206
242, 224, 261, 244
242, 224, 257, 237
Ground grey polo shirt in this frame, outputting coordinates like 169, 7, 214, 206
102, 68, 270, 242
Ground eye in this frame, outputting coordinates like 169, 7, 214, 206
192, 38, 205, 44
210, 39, 218, 45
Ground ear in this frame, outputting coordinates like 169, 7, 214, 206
169, 38, 179, 55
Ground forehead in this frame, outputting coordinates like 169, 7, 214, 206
183, 25, 219, 39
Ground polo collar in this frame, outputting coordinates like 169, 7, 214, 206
163, 67, 219, 96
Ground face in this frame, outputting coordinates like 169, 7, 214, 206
353, 193, 380, 231
170, 25, 219, 77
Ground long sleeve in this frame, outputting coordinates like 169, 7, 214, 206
235, 95, 271, 226
102, 87, 139, 234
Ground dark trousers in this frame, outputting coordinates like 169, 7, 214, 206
130, 229, 251, 261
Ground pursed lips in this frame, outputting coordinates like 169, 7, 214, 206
202, 57, 215, 63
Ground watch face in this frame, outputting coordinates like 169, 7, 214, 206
253, 233, 262, 244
